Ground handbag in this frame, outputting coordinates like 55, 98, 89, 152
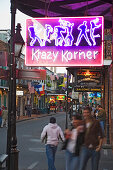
42, 132, 47, 144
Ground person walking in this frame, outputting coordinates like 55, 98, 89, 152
96, 105, 106, 135
47, 103, 50, 114
1, 106, 8, 128
0, 107, 2, 127
79, 107, 104, 170
62, 114, 85, 170
68, 106, 73, 120
41, 117, 65, 170
26, 105, 32, 117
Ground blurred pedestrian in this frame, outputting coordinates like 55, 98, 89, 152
47, 103, 50, 114
41, 117, 65, 170
96, 105, 106, 135
26, 105, 31, 117
91, 104, 96, 119
79, 107, 104, 170
62, 114, 85, 170
0, 107, 2, 127
1, 106, 8, 128
68, 106, 73, 120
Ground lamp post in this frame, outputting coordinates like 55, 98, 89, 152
106, 66, 110, 144
7, 1, 24, 169
65, 69, 69, 129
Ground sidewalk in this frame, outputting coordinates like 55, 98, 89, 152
16, 112, 57, 122
85, 148, 113, 170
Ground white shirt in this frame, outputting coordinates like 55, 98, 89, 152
86, 122, 91, 128
67, 129, 78, 153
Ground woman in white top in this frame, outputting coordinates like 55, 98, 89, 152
64, 114, 85, 170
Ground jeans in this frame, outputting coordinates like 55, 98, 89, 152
65, 150, 79, 170
46, 144, 57, 170
100, 121, 105, 135
0, 116, 2, 126
79, 146, 100, 170
1, 118, 8, 127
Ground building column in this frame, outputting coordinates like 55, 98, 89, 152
109, 64, 113, 146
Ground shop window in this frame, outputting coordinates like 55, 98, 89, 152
1, 80, 7, 87
4, 95, 6, 107
0, 95, 1, 107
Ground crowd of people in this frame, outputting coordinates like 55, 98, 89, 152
0, 103, 106, 169
41, 104, 106, 170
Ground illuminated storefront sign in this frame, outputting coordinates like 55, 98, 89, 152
77, 70, 101, 84
26, 17, 104, 66
16, 91, 24, 96
50, 96, 55, 103
74, 87, 101, 92
57, 95, 65, 100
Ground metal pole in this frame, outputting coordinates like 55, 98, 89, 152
65, 70, 69, 129
106, 67, 110, 144
112, 0, 113, 62
7, 0, 19, 170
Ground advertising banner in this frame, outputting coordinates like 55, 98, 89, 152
18, 69, 46, 80
26, 16, 104, 66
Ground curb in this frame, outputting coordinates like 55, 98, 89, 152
16, 112, 57, 123
102, 144, 112, 149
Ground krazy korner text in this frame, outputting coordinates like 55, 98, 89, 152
32, 48, 98, 62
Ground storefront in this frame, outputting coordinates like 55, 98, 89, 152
47, 94, 66, 112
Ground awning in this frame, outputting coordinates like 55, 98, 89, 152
16, 0, 112, 28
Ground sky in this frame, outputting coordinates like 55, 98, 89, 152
0, 0, 66, 73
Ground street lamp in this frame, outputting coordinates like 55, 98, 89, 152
7, 2, 24, 169
65, 69, 69, 129
7, 23, 24, 170
15, 23, 24, 58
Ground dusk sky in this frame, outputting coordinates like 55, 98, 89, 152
0, 1, 66, 73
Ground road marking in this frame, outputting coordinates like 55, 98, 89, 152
103, 149, 108, 156
22, 135, 32, 137
27, 161, 39, 169
29, 148, 45, 152
30, 139, 41, 142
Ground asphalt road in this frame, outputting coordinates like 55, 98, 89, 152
0, 112, 113, 170
0, 112, 66, 170
17, 112, 66, 170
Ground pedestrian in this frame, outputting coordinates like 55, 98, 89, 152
68, 106, 73, 120
94, 106, 99, 119
79, 107, 104, 170
96, 105, 106, 135
62, 114, 85, 170
41, 117, 65, 170
47, 103, 50, 114
26, 105, 31, 117
1, 106, 8, 128
91, 104, 96, 119
0, 107, 2, 127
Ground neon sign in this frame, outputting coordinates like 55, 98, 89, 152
57, 95, 65, 100
26, 17, 104, 66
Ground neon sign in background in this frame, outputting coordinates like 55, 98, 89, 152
25, 17, 104, 67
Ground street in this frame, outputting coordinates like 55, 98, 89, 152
0, 112, 113, 170
0, 113, 66, 170
17, 113, 65, 170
